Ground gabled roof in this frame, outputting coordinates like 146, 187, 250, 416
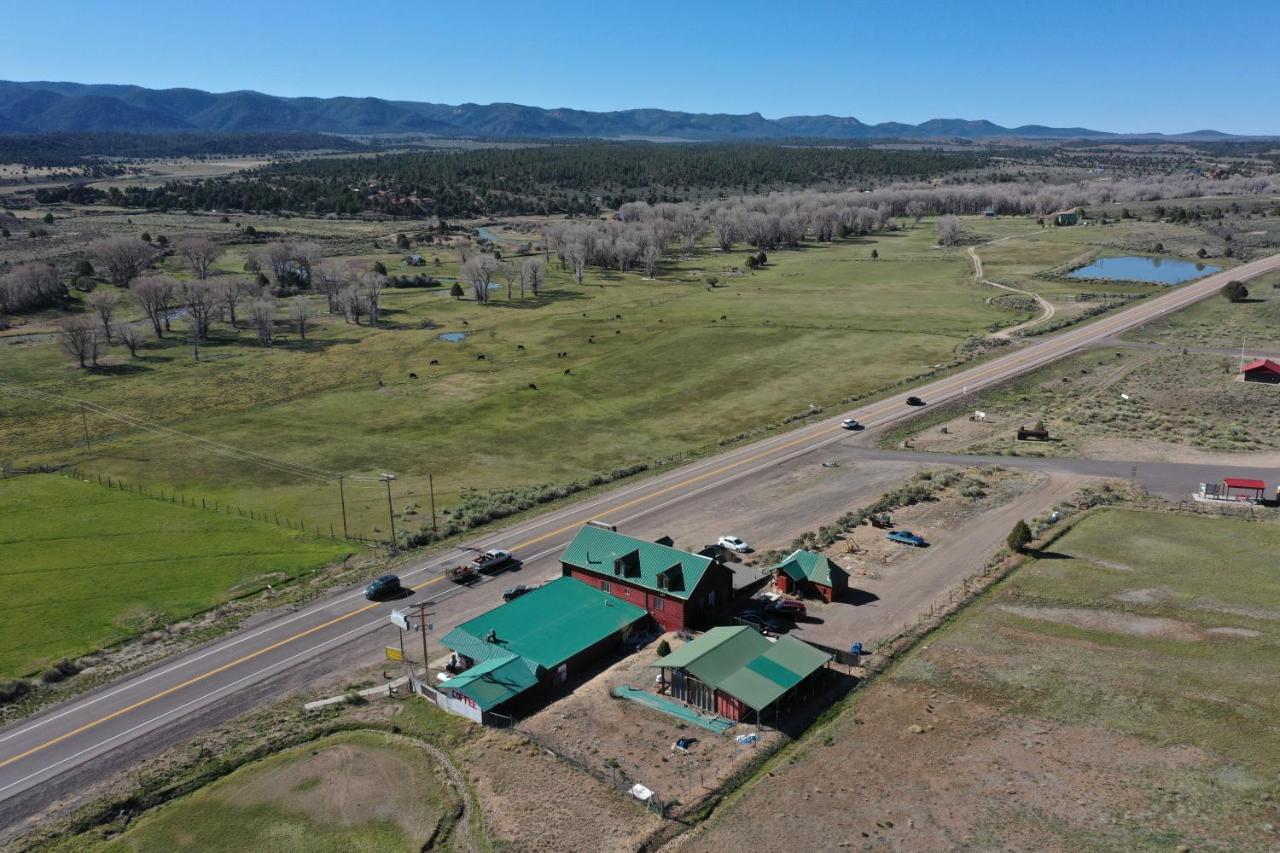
437, 653, 539, 711
771, 550, 849, 588
560, 526, 715, 600
653, 626, 831, 711
1241, 358, 1280, 374
441, 576, 647, 670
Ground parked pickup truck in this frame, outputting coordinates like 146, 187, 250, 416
470, 548, 517, 573
446, 549, 518, 584
886, 530, 928, 547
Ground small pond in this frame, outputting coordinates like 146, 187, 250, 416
437, 332, 467, 343
1067, 255, 1220, 285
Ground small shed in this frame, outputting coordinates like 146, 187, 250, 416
1223, 477, 1267, 502
770, 549, 849, 602
1241, 358, 1280, 384
1052, 210, 1080, 226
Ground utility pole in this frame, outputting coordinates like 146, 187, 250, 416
79, 402, 92, 452
337, 474, 349, 539
381, 473, 397, 552
410, 605, 436, 676
428, 473, 438, 534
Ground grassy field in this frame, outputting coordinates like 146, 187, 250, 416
0, 474, 349, 678
92, 731, 460, 852
881, 344, 1280, 458
681, 508, 1280, 851
4, 215, 1003, 538
0, 211, 1229, 541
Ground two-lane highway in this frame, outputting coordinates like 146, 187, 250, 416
3, 251, 1279, 831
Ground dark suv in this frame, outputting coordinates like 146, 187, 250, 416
364, 574, 402, 600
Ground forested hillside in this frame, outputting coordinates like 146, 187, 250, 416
88, 143, 988, 216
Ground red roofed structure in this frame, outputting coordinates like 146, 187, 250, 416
1223, 477, 1267, 501
1241, 358, 1280, 384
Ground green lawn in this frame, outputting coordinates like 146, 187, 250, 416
92, 731, 460, 852
2, 220, 1006, 538
0, 474, 349, 678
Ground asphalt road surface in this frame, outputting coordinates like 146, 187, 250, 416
3, 252, 1279, 836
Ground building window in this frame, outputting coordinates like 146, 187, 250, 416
601, 580, 611, 594
652, 595, 664, 611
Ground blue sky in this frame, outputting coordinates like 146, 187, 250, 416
4, 0, 1278, 134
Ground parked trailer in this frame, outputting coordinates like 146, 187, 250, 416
447, 564, 479, 584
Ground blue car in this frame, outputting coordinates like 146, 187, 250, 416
886, 530, 927, 547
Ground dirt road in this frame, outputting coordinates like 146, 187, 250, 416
969, 244, 1056, 338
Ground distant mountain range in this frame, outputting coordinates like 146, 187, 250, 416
0, 81, 1246, 141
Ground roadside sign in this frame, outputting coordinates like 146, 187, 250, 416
385, 646, 404, 662
390, 609, 411, 631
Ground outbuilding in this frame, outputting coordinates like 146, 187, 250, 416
1222, 477, 1267, 502
560, 526, 734, 632
437, 576, 647, 721
1241, 358, 1280, 384
653, 626, 832, 723
770, 550, 850, 602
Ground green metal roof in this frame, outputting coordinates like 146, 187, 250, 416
560, 526, 714, 600
437, 653, 540, 711
653, 626, 831, 711
772, 550, 848, 588
441, 576, 647, 671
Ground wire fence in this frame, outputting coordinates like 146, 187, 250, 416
37, 465, 389, 552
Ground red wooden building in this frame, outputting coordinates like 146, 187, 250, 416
560, 526, 734, 632
1241, 358, 1280, 384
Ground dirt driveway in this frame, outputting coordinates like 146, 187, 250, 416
789, 473, 1086, 651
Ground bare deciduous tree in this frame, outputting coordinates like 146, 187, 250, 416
313, 260, 348, 314
340, 285, 366, 324
289, 297, 313, 340
210, 275, 251, 328
117, 322, 143, 358
710, 209, 740, 252
0, 262, 65, 315
463, 256, 497, 303
501, 261, 519, 301
59, 316, 100, 368
641, 244, 661, 278
85, 289, 121, 342
565, 240, 588, 285
361, 273, 386, 326
934, 215, 963, 246
181, 280, 217, 340
176, 237, 223, 280
129, 276, 177, 338
248, 298, 276, 345
520, 257, 545, 298
91, 236, 156, 287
